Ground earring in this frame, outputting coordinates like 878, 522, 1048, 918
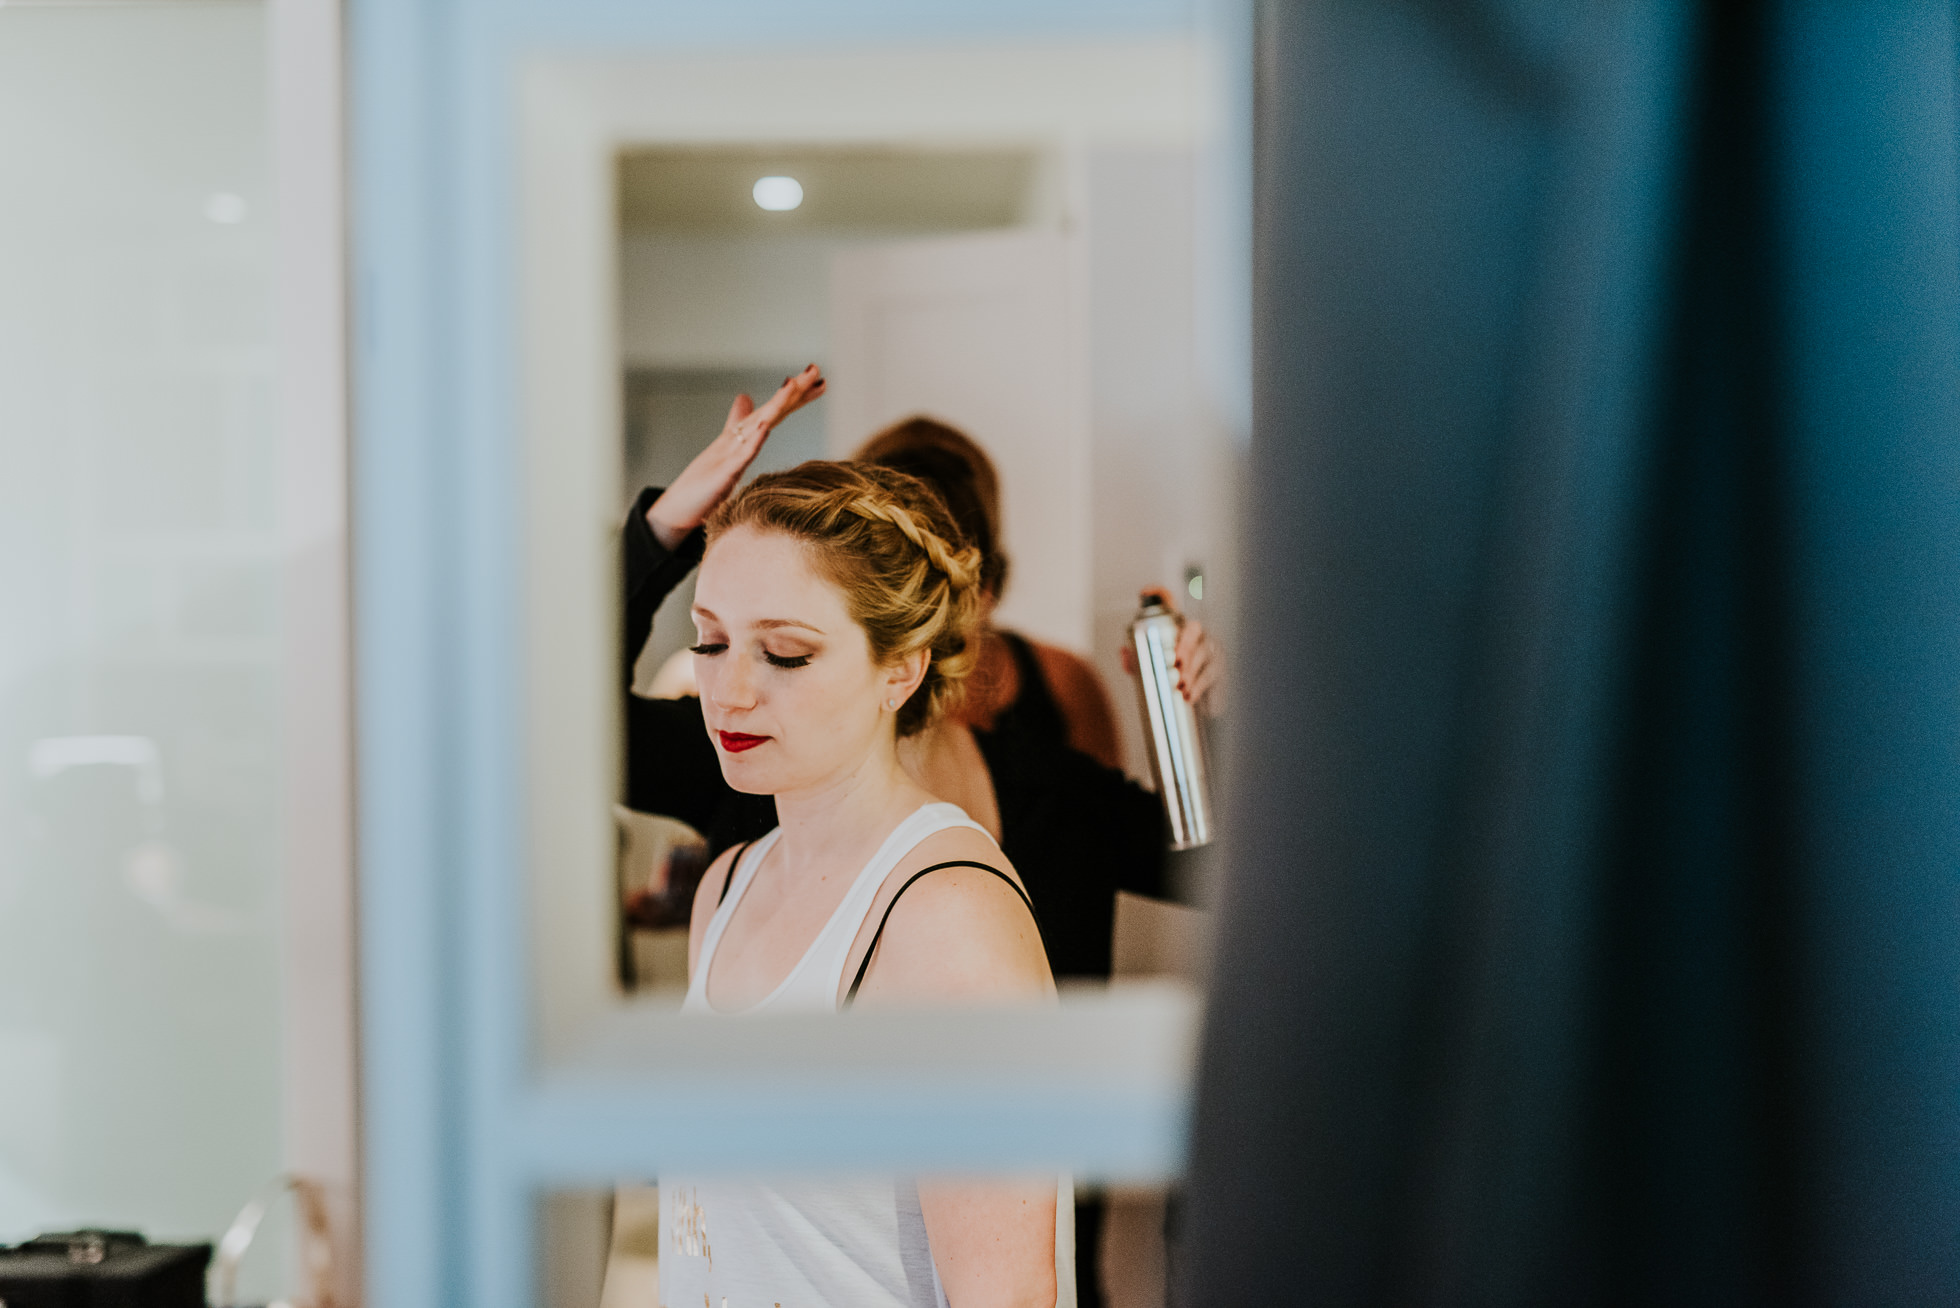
886, 699, 897, 710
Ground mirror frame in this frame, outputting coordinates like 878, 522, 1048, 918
353, 17, 1248, 1308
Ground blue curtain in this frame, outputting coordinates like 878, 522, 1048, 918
1182, 2, 1960, 1300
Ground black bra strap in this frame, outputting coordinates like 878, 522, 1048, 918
716, 839, 756, 909
844, 861, 1039, 1007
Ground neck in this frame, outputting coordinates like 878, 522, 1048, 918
771, 733, 926, 874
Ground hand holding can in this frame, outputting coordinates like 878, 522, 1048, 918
1129, 592, 1215, 850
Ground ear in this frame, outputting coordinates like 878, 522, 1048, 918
881, 646, 930, 711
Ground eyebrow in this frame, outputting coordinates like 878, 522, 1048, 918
690, 605, 825, 636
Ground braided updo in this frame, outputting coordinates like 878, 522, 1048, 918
703, 461, 985, 737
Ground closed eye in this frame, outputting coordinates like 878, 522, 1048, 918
688, 642, 727, 657
764, 651, 812, 669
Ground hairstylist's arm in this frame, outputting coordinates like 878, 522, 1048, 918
646, 365, 826, 550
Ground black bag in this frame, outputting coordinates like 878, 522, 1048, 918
0, 1230, 210, 1308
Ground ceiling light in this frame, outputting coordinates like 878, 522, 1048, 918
752, 176, 803, 211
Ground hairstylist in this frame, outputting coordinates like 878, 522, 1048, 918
857, 417, 1149, 772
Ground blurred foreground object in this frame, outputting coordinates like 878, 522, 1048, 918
0, 1231, 209, 1307
1183, 2, 1960, 1303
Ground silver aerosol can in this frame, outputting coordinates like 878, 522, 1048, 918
1129, 592, 1214, 849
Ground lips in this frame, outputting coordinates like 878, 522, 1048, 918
717, 731, 769, 754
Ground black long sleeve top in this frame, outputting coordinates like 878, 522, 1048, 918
621, 487, 1168, 979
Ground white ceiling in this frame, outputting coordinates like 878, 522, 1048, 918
615, 145, 1040, 235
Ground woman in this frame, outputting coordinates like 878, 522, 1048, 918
663, 457, 1058, 1308
625, 370, 1219, 978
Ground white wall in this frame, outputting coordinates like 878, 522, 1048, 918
0, 4, 293, 1297
1083, 147, 1237, 781
827, 228, 1094, 653
620, 231, 858, 369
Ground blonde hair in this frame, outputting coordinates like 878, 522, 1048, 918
704, 461, 984, 736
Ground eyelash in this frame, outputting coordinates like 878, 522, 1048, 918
689, 643, 811, 670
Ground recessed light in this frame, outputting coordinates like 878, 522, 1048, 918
204, 192, 247, 224
752, 176, 803, 212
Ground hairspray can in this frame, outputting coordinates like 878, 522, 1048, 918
1129, 593, 1214, 849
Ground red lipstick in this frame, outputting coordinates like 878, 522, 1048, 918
717, 731, 769, 754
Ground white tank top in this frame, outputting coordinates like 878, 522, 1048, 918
665, 803, 1037, 1308
683, 801, 991, 1018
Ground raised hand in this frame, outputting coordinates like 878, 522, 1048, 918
645, 365, 826, 549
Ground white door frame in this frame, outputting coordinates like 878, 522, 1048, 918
272, 0, 359, 1301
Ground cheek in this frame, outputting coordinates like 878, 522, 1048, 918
786, 663, 886, 737
801, 665, 872, 721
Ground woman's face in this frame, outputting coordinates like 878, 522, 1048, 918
691, 525, 924, 795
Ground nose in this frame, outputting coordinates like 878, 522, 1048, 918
708, 648, 758, 714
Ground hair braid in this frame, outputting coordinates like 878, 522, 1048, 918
853, 416, 1010, 601
703, 461, 986, 736
841, 494, 983, 591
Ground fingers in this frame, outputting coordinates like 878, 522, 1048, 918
1176, 657, 1215, 702
789, 372, 828, 413
1174, 619, 1205, 665
1178, 654, 1217, 703
753, 364, 826, 426
1174, 621, 1219, 703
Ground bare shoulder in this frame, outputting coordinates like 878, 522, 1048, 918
849, 825, 1054, 1006
1030, 641, 1105, 700
1029, 639, 1122, 769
